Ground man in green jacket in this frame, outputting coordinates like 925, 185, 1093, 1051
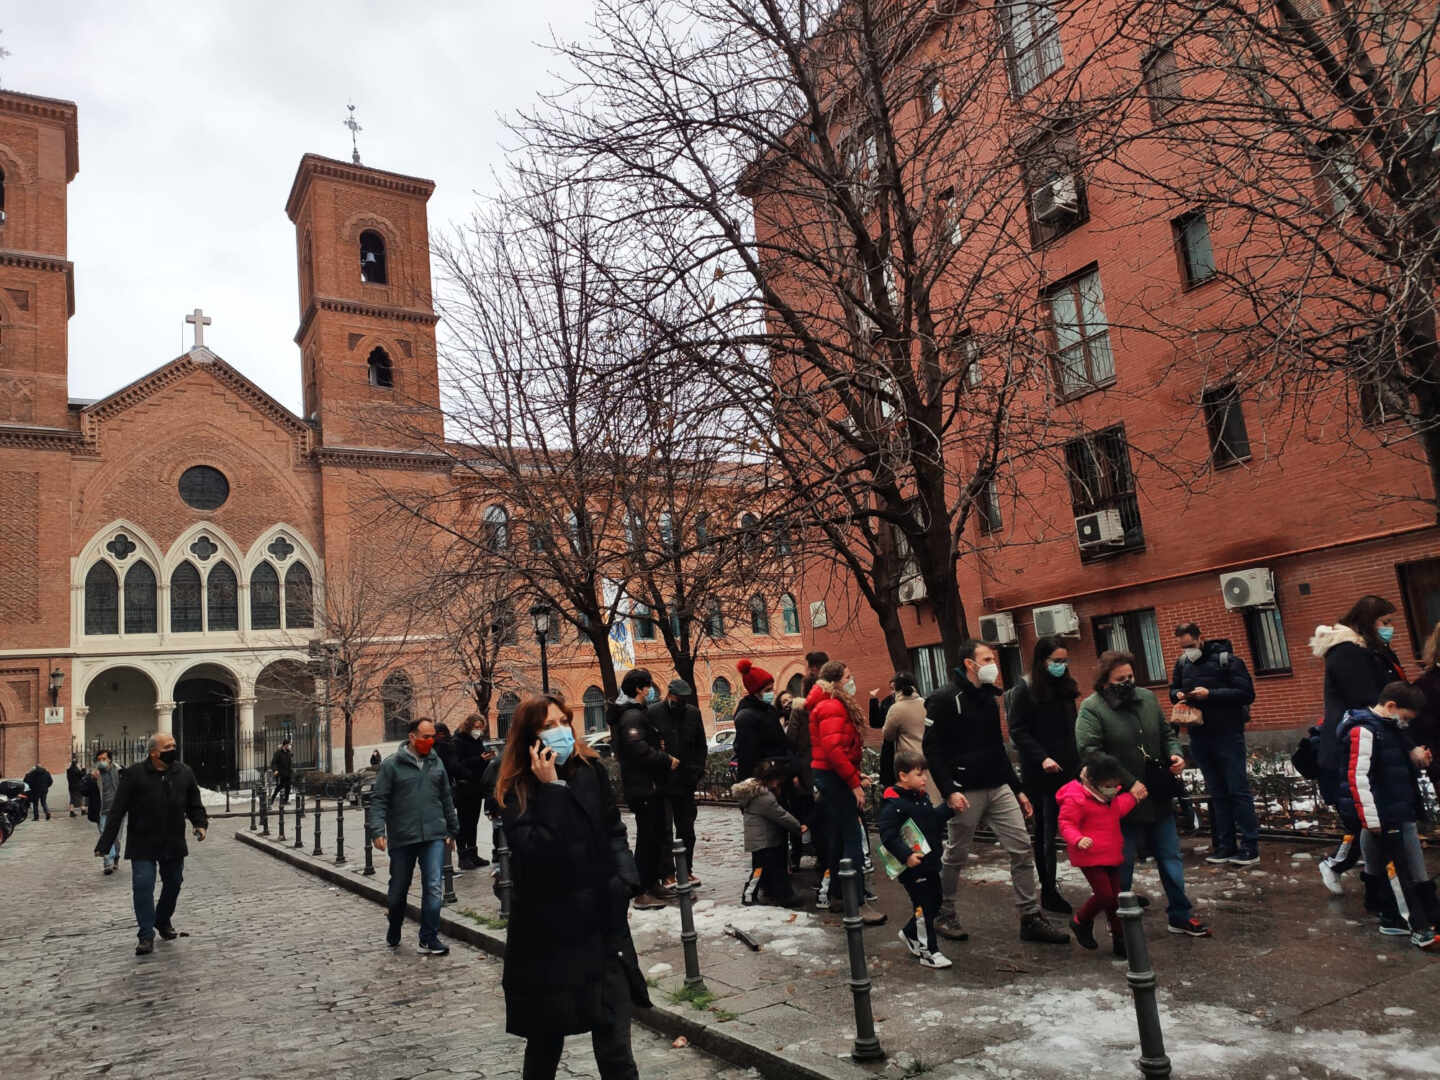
367, 717, 459, 955
1075, 650, 1210, 939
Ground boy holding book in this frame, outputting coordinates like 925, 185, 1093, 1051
877, 751, 955, 968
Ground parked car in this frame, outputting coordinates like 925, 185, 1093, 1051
706, 727, 736, 755
586, 729, 614, 757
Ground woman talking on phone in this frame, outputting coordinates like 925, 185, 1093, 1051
496, 693, 650, 1080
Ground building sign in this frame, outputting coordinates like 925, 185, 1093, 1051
44, 707, 65, 725
608, 619, 636, 672
809, 600, 828, 629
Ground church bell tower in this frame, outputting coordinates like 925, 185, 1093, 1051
285, 152, 442, 449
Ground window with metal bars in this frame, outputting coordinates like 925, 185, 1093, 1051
1064, 426, 1144, 558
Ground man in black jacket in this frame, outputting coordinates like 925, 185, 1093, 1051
922, 640, 1069, 945
66, 756, 85, 816
1170, 623, 1260, 866
23, 763, 52, 820
268, 739, 294, 806
651, 678, 708, 887
96, 732, 209, 955
609, 668, 677, 909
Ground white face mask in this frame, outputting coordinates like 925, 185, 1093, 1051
1181, 647, 1202, 664
976, 662, 1000, 685
842, 678, 857, 696
470, 729, 484, 740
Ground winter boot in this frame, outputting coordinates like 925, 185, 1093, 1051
1019, 912, 1071, 945
1070, 917, 1097, 950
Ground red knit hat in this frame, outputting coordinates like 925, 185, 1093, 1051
737, 658, 774, 696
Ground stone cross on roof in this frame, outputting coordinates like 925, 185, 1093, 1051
186, 308, 212, 349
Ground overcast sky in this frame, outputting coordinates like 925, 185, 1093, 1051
4, 0, 595, 412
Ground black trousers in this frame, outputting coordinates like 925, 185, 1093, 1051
1025, 782, 1062, 894
901, 872, 942, 952
629, 795, 667, 891
781, 779, 814, 867
32, 793, 49, 819
522, 956, 638, 1080
269, 778, 291, 805
750, 845, 794, 901
458, 794, 483, 854
666, 792, 697, 877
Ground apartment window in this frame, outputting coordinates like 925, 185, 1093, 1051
1047, 268, 1114, 397
1352, 335, 1409, 426
1004, 1, 1063, 97
1142, 45, 1182, 117
919, 70, 943, 120
977, 478, 1002, 535
1316, 138, 1360, 216
955, 329, 983, 388
1398, 558, 1440, 657
1244, 606, 1292, 675
1174, 212, 1216, 286
705, 600, 724, 639
1065, 426, 1145, 559
1021, 125, 1086, 246
633, 602, 656, 641
749, 594, 770, 635
1092, 608, 1165, 685
1201, 384, 1251, 466
908, 643, 948, 696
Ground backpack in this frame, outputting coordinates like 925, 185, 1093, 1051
1291, 724, 1322, 780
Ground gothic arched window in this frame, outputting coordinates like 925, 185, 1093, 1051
285, 562, 314, 628
780, 592, 800, 635
382, 671, 413, 740
483, 505, 509, 552
582, 686, 606, 733
496, 691, 521, 740
360, 230, 388, 284
124, 562, 157, 634
84, 562, 119, 635
207, 561, 239, 631
171, 562, 202, 632
749, 594, 770, 635
367, 347, 394, 388
251, 562, 281, 630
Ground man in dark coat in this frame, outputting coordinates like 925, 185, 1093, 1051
23, 763, 52, 820
268, 739, 294, 806
96, 732, 209, 955
1169, 623, 1260, 865
608, 668, 676, 909
650, 678, 707, 886
66, 756, 85, 816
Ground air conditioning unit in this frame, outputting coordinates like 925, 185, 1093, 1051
1033, 174, 1079, 224
979, 612, 1017, 645
1032, 603, 1080, 637
1075, 509, 1125, 548
899, 577, 928, 605
1220, 567, 1275, 610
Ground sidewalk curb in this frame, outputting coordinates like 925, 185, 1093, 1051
235, 830, 866, 1080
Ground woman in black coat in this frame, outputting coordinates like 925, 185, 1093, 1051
498, 693, 650, 1080
1007, 635, 1081, 914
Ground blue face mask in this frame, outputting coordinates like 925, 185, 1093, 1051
539, 725, 576, 767
761, 691, 775, 705
1046, 660, 1068, 678
1377, 625, 1395, 645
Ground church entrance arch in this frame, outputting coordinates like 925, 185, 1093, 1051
82, 666, 159, 765
174, 663, 239, 790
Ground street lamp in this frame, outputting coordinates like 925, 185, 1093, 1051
529, 603, 553, 694
48, 668, 64, 707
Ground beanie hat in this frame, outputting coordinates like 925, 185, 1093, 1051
737, 658, 774, 696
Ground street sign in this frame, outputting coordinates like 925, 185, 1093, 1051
44, 706, 64, 725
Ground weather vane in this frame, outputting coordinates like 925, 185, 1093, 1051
343, 101, 362, 165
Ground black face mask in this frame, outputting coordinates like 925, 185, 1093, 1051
159, 748, 179, 765
1102, 682, 1137, 708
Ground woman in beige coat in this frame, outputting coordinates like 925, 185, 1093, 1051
881, 672, 940, 804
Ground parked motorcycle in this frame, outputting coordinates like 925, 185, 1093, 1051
0, 778, 31, 842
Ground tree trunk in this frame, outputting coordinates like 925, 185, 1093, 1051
343, 710, 354, 774
588, 630, 619, 698
874, 598, 912, 675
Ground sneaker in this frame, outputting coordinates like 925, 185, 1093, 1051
1167, 917, 1212, 937
1319, 860, 1345, 896
863, 889, 880, 904
862, 856, 874, 875
935, 913, 970, 941
1071, 917, 1098, 950
103, 865, 114, 876
1040, 889, 1073, 915
155, 924, 180, 941
1411, 930, 1440, 950
1020, 912, 1071, 945
1378, 912, 1410, 936
135, 937, 154, 956
418, 939, 450, 956
633, 892, 667, 911
1205, 850, 1238, 865
815, 873, 831, 909
457, 852, 480, 870
918, 949, 953, 969
860, 902, 888, 926
689, 874, 702, 888
1227, 851, 1261, 868
899, 928, 923, 957
741, 870, 763, 907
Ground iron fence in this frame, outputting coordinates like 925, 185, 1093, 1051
75, 720, 331, 791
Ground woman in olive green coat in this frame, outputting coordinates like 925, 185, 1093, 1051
1075, 651, 1210, 939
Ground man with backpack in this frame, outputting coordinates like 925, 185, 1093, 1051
1169, 623, 1259, 866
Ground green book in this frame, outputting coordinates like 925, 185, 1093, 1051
877, 817, 932, 879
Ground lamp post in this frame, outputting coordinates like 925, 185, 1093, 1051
48, 668, 64, 707
529, 603, 552, 694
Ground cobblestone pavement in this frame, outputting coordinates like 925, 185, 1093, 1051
268, 799, 1440, 1079
0, 816, 752, 1080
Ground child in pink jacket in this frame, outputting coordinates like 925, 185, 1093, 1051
1057, 753, 1143, 956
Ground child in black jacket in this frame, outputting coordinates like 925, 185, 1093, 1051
877, 751, 955, 968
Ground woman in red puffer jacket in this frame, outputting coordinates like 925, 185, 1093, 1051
807, 661, 883, 923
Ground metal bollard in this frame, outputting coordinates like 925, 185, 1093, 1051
277, 793, 286, 841
363, 827, 375, 876
494, 820, 513, 920
259, 786, 270, 836
334, 799, 346, 864
312, 794, 324, 856
249, 786, 257, 832
443, 841, 458, 904
1118, 892, 1171, 1078
838, 857, 885, 1063
225, 786, 231, 814
293, 791, 305, 850
672, 839, 705, 990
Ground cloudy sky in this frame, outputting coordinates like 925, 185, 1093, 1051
4, 0, 595, 412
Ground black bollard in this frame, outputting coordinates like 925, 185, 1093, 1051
838, 857, 885, 1063
225, 786, 230, 814
249, 785, 257, 832
312, 794, 324, 856
293, 791, 305, 850
276, 793, 286, 841
672, 839, 706, 990
1118, 892, 1171, 1079
259, 785, 270, 836
443, 841, 458, 905
334, 799, 346, 864
494, 820, 513, 920
363, 827, 375, 876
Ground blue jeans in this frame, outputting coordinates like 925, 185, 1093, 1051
814, 770, 863, 886
1188, 729, 1259, 855
1120, 816, 1193, 924
97, 814, 119, 868
386, 839, 445, 943
131, 858, 185, 941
